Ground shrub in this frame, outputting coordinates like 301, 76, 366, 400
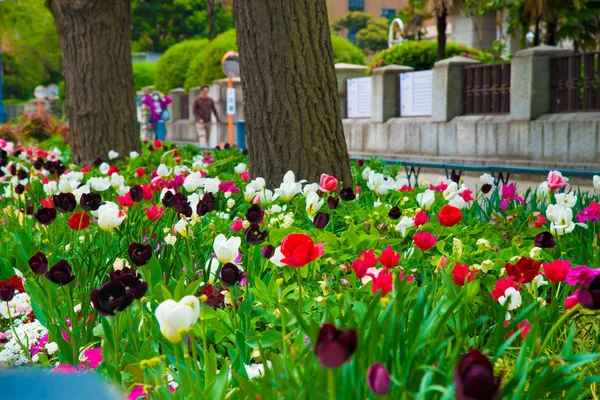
154, 39, 209, 93
15, 113, 68, 142
197, 30, 237, 85
184, 48, 209, 91
133, 62, 158, 91
331, 35, 367, 65
369, 41, 491, 72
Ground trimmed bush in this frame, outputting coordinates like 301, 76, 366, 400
331, 35, 367, 65
133, 62, 158, 91
154, 39, 209, 93
369, 41, 491, 72
184, 48, 209, 91
197, 30, 237, 85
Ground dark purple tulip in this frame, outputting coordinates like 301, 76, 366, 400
197, 192, 216, 216
35, 207, 57, 225
17, 169, 27, 180
454, 350, 501, 400
25, 203, 34, 215
9, 164, 16, 176
577, 275, 600, 310
91, 280, 135, 317
14, 184, 25, 195
128, 243, 153, 266
0, 284, 15, 302
28, 252, 49, 275
220, 263, 242, 286
367, 363, 391, 395
129, 185, 143, 203
450, 172, 461, 184
245, 204, 264, 224
53, 193, 77, 213
80, 193, 102, 211
534, 231, 556, 249
245, 223, 268, 245
314, 323, 357, 368
242, 148, 249, 156
33, 158, 44, 170
262, 245, 275, 259
109, 268, 148, 300
313, 212, 330, 229
388, 206, 402, 220
339, 187, 356, 201
92, 157, 104, 167
481, 184, 493, 194
357, 159, 364, 167
162, 191, 176, 208
45, 260, 75, 285
173, 193, 192, 217
327, 196, 339, 210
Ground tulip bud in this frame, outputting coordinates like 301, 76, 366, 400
245, 204, 264, 224
339, 187, 356, 201
367, 363, 391, 395
314, 323, 357, 368
35, 207, 57, 225
53, 192, 77, 213
220, 263, 242, 286
0, 284, 15, 302
128, 242, 153, 266
388, 206, 401, 220
534, 231, 556, 249
313, 212, 330, 229
481, 183, 493, 194
577, 275, 600, 310
454, 350, 500, 400
28, 251, 49, 275
129, 185, 144, 203
327, 196, 339, 210
262, 245, 275, 259
45, 260, 76, 285
80, 193, 102, 211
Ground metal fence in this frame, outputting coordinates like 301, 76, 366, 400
463, 63, 511, 115
550, 51, 600, 113
5, 104, 25, 121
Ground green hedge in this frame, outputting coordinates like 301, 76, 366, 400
331, 35, 367, 65
154, 39, 208, 93
184, 48, 209, 91
197, 30, 238, 85
369, 41, 491, 72
133, 62, 157, 91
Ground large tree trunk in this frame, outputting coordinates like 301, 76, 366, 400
233, 0, 353, 188
437, 5, 448, 61
47, 0, 139, 165
545, 19, 558, 46
208, 0, 216, 40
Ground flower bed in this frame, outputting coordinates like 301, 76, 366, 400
0, 139, 599, 399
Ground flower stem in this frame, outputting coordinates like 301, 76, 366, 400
328, 368, 336, 400
6, 303, 33, 363
297, 269, 303, 316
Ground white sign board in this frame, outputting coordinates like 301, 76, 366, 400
226, 88, 236, 115
347, 77, 372, 119
34, 85, 47, 100
400, 70, 432, 117
47, 84, 59, 100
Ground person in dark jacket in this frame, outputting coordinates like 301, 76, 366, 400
192, 84, 220, 147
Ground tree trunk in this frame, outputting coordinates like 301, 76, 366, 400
208, 0, 216, 40
437, 5, 448, 61
47, 0, 139, 165
545, 19, 558, 46
233, 0, 353, 188
533, 17, 541, 46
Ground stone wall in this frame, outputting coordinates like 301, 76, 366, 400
344, 113, 600, 170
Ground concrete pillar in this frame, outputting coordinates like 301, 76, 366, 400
510, 45, 573, 120
432, 56, 481, 122
168, 88, 185, 122
371, 65, 414, 123
335, 63, 369, 118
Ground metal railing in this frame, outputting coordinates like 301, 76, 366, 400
550, 51, 600, 113
463, 63, 511, 115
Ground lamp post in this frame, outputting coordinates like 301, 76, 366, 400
0, 0, 7, 124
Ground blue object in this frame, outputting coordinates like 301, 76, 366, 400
155, 120, 167, 141
161, 109, 171, 121
0, 369, 119, 400
0, 48, 7, 124
236, 120, 246, 149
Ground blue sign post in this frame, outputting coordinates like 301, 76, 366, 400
0, 46, 7, 124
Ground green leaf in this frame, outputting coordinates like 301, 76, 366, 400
246, 330, 282, 349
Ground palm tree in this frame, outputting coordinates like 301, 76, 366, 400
429, 0, 466, 60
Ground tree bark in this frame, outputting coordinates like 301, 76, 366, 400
233, 0, 353, 188
533, 17, 541, 46
208, 0, 216, 40
47, 0, 139, 165
545, 19, 558, 46
436, 5, 448, 61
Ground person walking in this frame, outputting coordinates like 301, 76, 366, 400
193, 84, 220, 147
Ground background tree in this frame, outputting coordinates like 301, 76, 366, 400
47, 0, 139, 165
429, 0, 466, 60
398, 0, 432, 41
331, 11, 373, 35
356, 18, 390, 53
234, 0, 353, 188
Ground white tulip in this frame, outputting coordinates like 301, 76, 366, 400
593, 175, 600, 192
155, 296, 200, 343
303, 183, 319, 197
129, 151, 140, 159
498, 287, 522, 311
259, 188, 277, 204
97, 202, 125, 231
394, 175, 409, 190
234, 163, 247, 174
395, 216, 414, 237
108, 150, 119, 160
43, 181, 58, 197
529, 246, 542, 259
244, 186, 257, 203
99, 162, 110, 175
164, 234, 176, 246
156, 164, 172, 177
248, 178, 266, 192
537, 181, 550, 201
88, 177, 111, 191
473, 260, 494, 273
213, 234, 241, 264
203, 178, 221, 194
174, 218, 190, 237
476, 238, 491, 250
270, 246, 285, 267
305, 191, 324, 220
443, 182, 459, 200
73, 185, 90, 203
416, 189, 435, 210
361, 167, 372, 181
448, 195, 467, 209
367, 172, 393, 195
479, 173, 495, 187
183, 172, 203, 192
275, 182, 302, 202
554, 192, 577, 208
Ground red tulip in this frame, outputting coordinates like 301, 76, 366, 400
280, 233, 325, 267
144, 205, 164, 222
351, 249, 378, 279
378, 246, 401, 268
504, 320, 530, 341
141, 184, 153, 200
153, 139, 163, 148
414, 210, 430, 227
116, 193, 135, 207
319, 174, 338, 192
437, 205, 463, 227
231, 219, 244, 232
368, 269, 393, 295
505, 257, 541, 284
412, 231, 437, 252
106, 166, 119, 176
136, 167, 146, 177
491, 277, 517, 301
452, 262, 475, 286
543, 260, 570, 283
67, 212, 91, 230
